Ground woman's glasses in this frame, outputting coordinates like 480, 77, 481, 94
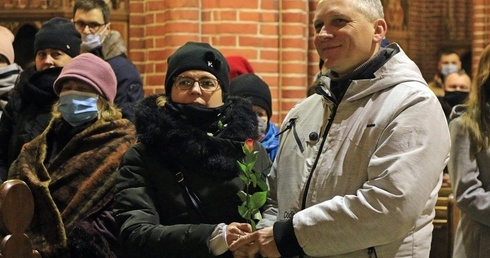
173, 76, 220, 92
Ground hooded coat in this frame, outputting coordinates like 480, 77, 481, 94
113, 95, 272, 258
258, 44, 450, 257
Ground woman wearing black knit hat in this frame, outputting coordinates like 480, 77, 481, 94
0, 17, 81, 182
113, 41, 272, 257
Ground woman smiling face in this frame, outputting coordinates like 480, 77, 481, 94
171, 70, 224, 108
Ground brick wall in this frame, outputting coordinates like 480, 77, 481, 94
127, 0, 480, 125
472, 0, 490, 73
128, 0, 318, 124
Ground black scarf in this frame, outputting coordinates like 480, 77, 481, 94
22, 67, 62, 106
134, 94, 259, 179
165, 101, 231, 133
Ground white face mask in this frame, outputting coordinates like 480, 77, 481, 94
440, 64, 459, 77
257, 115, 267, 137
81, 25, 108, 51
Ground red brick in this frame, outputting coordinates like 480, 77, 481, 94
282, 12, 307, 23
281, 24, 307, 36
147, 74, 165, 86
129, 2, 144, 13
239, 11, 260, 22
282, 1, 307, 10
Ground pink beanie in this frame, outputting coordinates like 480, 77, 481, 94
226, 56, 255, 80
0, 26, 15, 65
53, 53, 117, 103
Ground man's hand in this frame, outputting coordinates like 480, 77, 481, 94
226, 222, 253, 246
229, 227, 280, 258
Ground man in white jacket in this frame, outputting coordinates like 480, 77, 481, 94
230, 0, 450, 257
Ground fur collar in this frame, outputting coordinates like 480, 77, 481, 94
101, 31, 127, 60
134, 94, 259, 178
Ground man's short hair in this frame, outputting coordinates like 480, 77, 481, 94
445, 69, 470, 81
73, 0, 111, 24
355, 0, 385, 22
438, 49, 459, 61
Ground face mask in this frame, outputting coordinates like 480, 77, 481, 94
58, 91, 99, 127
444, 91, 469, 107
257, 115, 267, 137
440, 64, 459, 77
81, 25, 107, 51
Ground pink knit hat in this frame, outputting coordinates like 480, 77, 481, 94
53, 53, 117, 103
0, 26, 15, 65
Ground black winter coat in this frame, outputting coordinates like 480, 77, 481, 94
113, 94, 272, 258
0, 66, 61, 181
89, 31, 143, 122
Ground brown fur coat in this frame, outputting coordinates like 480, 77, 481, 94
8, 117, 136, 257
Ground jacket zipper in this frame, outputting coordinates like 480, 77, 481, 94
277, 118, 304, 153
300, 100, 338, 210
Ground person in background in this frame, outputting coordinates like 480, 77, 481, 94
231, 0, 450, 257
230, 73, 280, 161
0, 17, 81, 182
439, 70, 471, 120
448, 43, 490, 258
0, 26, 22, 118
226, 55, 255, 80
428, 49, 462, 97
8, 53, 136, 257
438, 70, 471, 187
113, 42, 271, 258
73, 0, 143, 121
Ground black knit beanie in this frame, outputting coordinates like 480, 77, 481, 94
165, 42, 230, 98
230, 73, 272, 120
34, 17, 81, 58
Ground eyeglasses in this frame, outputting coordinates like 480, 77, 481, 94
173, 76, 220, 92
73, 21, 105, 33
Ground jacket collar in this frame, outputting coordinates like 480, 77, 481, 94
134, 94, 260, 178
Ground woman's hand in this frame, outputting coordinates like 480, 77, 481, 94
226, 222, 252, 246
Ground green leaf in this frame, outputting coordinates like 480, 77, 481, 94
249, 191, 267, 209
257, 180, 268, 192
239, 174, 249, 183
237, 191, 247, 202
247, 161, 256, 171
237, 161, 248, 172
250, 173, 258, 187
238, 205, 250, 219
253, 211, 263, 221
250, 220, 257, 232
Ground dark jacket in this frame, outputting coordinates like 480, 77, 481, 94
113, 94, 272, 258
0, 66, 60, 181
89, 31, 143, 122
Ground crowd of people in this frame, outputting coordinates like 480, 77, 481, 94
0, 0, 487, 257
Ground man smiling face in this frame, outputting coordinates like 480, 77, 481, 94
313, 0, 386, 76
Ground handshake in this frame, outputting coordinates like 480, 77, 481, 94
227, 223, 280, 258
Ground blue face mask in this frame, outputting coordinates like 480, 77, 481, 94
58, 91, 99, 127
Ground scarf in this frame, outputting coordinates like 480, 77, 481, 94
8, 117, 136, 257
